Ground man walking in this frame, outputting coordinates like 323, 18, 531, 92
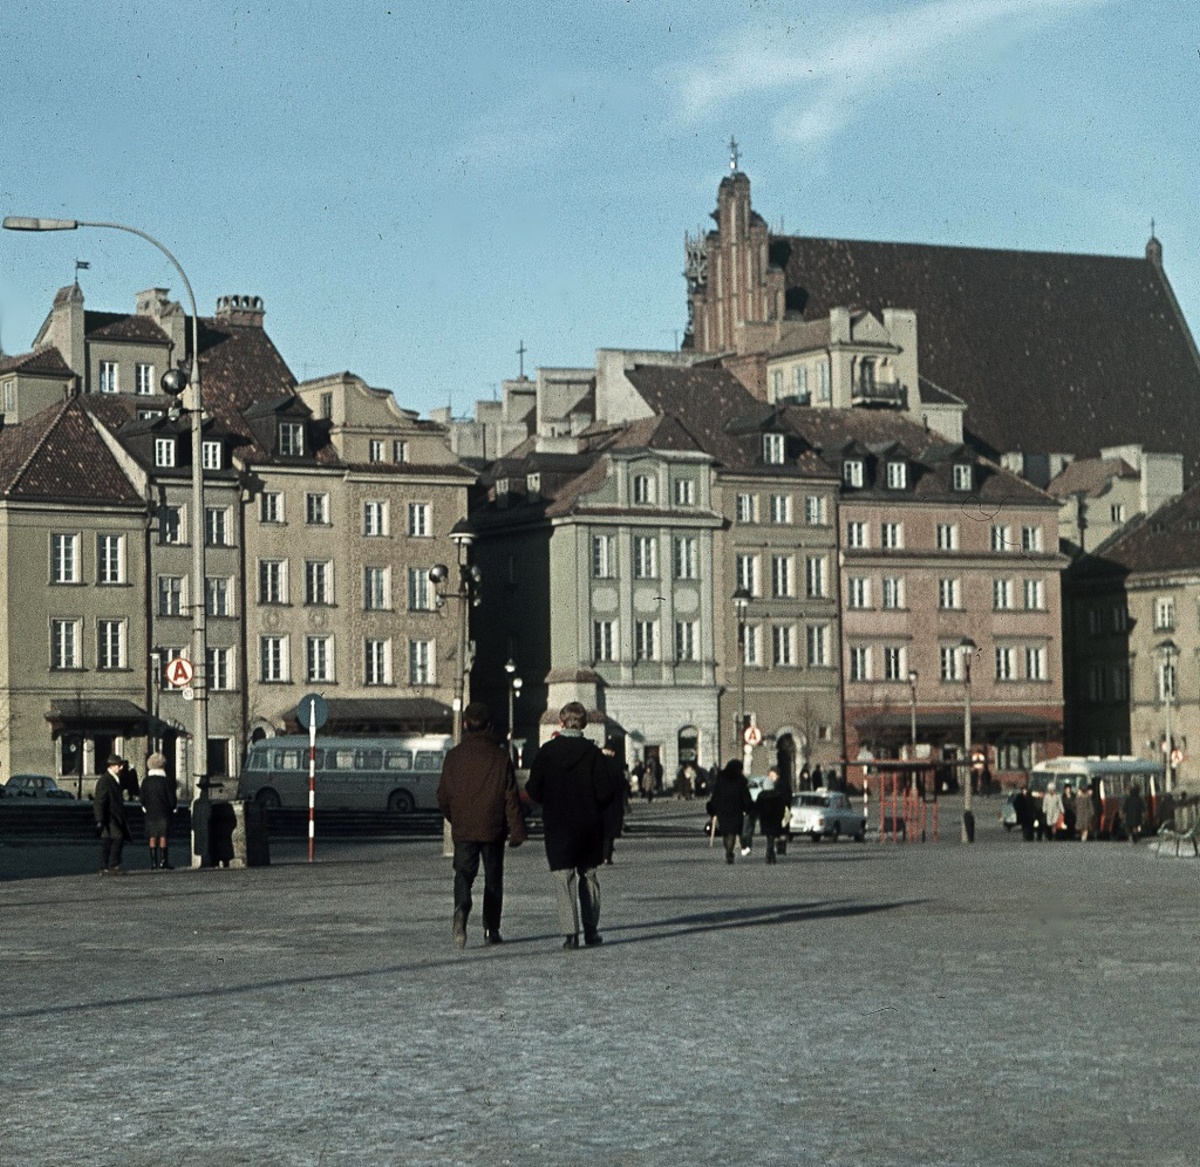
94, 754, 132, 875
525, 701, 618, 949
437, 702, 527, 948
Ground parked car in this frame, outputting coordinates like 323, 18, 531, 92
789, 789, 866, 842
3, 773, 75, 800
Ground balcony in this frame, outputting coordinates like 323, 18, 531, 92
851, 380, 906, 407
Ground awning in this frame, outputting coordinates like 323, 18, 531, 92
853, 709, 1062, 737
45, 699, 176, 736
277, 696, 453, 735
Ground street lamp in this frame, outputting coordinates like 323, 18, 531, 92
733, 587, 751, 758
907, 669, 919, 759
4, 216, 212, 865
504, 658, 522, 761
1156, 637, 1179, 793
958, 637, 977, 843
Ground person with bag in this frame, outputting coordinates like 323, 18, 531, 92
524, 702, 617, 949
437, 702, 527, 948
141, 752, 177, 870
93, 754, 132, 875
706, 759, 753, 865
755, 769, 787, 864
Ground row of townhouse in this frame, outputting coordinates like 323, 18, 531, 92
0, 286, 471, 792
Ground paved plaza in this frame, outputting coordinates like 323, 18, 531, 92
2, 800, 1199, 1166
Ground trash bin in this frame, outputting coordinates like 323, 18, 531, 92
208, 799, 270, 868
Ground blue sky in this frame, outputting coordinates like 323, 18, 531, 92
2, 0, 1197, 419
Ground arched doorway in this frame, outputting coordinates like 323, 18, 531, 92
775, 733, 796, 784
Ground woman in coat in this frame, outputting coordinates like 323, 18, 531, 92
705, 760, 753, 864
141, 752, 177, 870
755, 769, 787, 864
1075, 782, 1095, 841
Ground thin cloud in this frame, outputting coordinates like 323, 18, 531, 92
676, 0, 1115, 147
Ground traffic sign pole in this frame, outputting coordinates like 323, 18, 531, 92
308, 699, 316, 864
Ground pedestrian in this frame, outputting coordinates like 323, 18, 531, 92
705, 759, 753, 864
650, 754, 664, 796
118, 759, 140, 802
141, 752, 177, 870
1090, 782, 1104, 837
739, 781, 759, 856
1013, 783, 1035, 841
776, 765, 794, 855
798, 765, 811, 793
756, 769, 787, 864
601, 737, 626, 865
524, 702, 618, 950
436, 702, 527, 948
1076, 782, 1095, 841
94, 755, 132, 875
1061, 783, 1078, 840
1042, 783, 1065, 840
810, 764, 824, 791
1122, 782, 1145, 844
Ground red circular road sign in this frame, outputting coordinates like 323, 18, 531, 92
164, 656, 194, 688
743, 724, 763, 747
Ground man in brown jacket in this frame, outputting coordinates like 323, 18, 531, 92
436, 702, 527, 948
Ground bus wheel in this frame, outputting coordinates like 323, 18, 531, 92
388, 790, 415, 814
255, 788, 281, 809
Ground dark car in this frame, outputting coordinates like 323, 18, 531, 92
4, 774, 74, 800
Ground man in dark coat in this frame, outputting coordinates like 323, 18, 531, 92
437, 702, 527, 948
93, 754, 132, 875
1122, 783, 1146, 843
755, 770, 787, 865
601, 738, 626, 865
706, 759, 753, 864
140, 752, 177, 870
524, 702, 617, 949
1013, 783, 1035, 841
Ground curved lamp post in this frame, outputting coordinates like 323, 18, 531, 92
4, 216, 211, 865
733, 586, 751, 757
1156, 637, 1179, 793
958, 637, 977, 843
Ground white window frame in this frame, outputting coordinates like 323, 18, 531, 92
97, 533, 124, 585
936, 523, 959, 551
258, 559, 288, 605
208, 646, 233, 691
735, 554, 759, 597
409, 639, 434, 685
771, 555, 794, 598
201, 441, 222, 471
50, 618, 82, 670
135, 362, 155, 395
995, 646, 1016, 682
742, 624, 761, 667
1026, 645, 1046, 681
592, 534, 616, 579
278, 422, 305, 456
634, 620, 660, 663
205, 576, 231, 618
1155, 597, 1176, 631
993, 578, 1013, 610
1021, 525, 1043, 553
881, 522, 904, 550
205, 507, 230, 548
673, 536, 698, 581
674, 479, 695, 506
843, 460, 864, 488
952, 464, 973, 492
806, 624, 829, 667
940, 645, 960, 682
593, 620, 617, 662
769, 494, 792, 524
763, 433, 786, 465
883, 645, 905, 682
849, 645, 871, 682
881, 577, 904, 609
364, 638, 393, 686
991, 525, 1011, 552
736, 493, 758, 524
260, 635, 290, 682
847, 577, 870, 609
772, 624, 796, 667
804, 496, 826, 526
369, 439, 385, 463
805, 556, 827, 599
846, 521, 867, 549
406, 502, 429, 538
632, 475, 655, 505
407, 567, 432, 611
305, 560, 333, 606
159, 505, 184, 546
363, 501, 389, 537
1024, 578, 1045, 610
306, 493, 330, 525
392, 440, 408, 464
97, 619, 126, 670
364, 566, 391, 611
675, 620, 699, 663
886, 461, 907, 490
98, 360, 119, 394
633, 535, 659, 580
158, 575, 186, 617
51, 533, 80, 584
260, 492, 284, 524
305, 636, 334, 684
938, 578, 961, 610
155, 438, 176, 468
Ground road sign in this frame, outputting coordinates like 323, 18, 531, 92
164, 656, 194, 688
1171, 748, 1184, 766
743, 724, 763, 747
297, 693, 329, 731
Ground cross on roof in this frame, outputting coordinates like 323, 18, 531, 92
729, 137, 740, 174
517, 338, 527, 378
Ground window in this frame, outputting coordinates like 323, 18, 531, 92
158, 576, 185, 617
675, 620, 698, 662
847, 577, 870, 609
936, 523, 958, 551
883, 646, 904, 682
938, 578, 961, 609
846, 521, 867, 549
882, 577, 904, 609
886, 461, 907, 489
364, 567, 390, 611
407, 567, 432, 611
369, 439, 385, 463
98, 360, 118, 394
97, 619, 126, 670
805, 556, 827, 598
258, 559, 287, 604
306, 493, 330, 525
940, 645, 960, 682
952, 464, 973, 492
817, 361, 830, 401
97, 534, 124, 584
305, 637, 333, 683
135, 363, 155, 395
843, 460, 864, 488
406, 503, 429, 538
1111, 664, 1129, 700
365, 639, 392, 686
736, 494, 758, 524
763, 433, 785, 464
3, 380, 12, 414
993, 578, 1013, 610
155, 438, 176, 468
674, 479, 695, 506
806, 624, 829, 667
362, 501, 389, 537
1155, 597, 1176, 631
51, 533, 80, 584
278, 422, 304, 456
160, 505, 183, 545
771, 369, 783, 398
771, 555, 793, 598
393, 440, 408, 464
1112, 606, 1128, 633
319, 393, 333, 420
850, 645, 871, 682
202, 441, 222, 470
1086, 608, 1103, 636
881, 522, 904, 550
673, 537, 698, 580
735, 554, 759, 596
769, 495, 792, 524
208, 646, 232, 691
991, 525, 1011, 552
1111, 503, 1126, 524
772, 625, 796, 667
260, 492, 283, 523
793, 365, 809, 397
305, 561, 333, 606
409, 640, 433, 685
206, 577, 230, 618
205, 507, 230, 547
804, 496, 826, 526
633, 536, 658, 580
1026, 646, 1046, 681
1021, 525, 1043, 553
50, 619, 81, 670
995, 646, 1016, 681
634, 621, 660, 662
593, 620, 617, 662
1024, 579, 1045, 610
592, 534, 616, 579
137, 408, 164, 420
632, 475, 654, 504
260, 635, 289, 682
742, 624, 761, 667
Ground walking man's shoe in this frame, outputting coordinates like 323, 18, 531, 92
584, 933, 603, 947
453, 909, 468, 949
562, 935, 580, 950
484, 931, 503, 946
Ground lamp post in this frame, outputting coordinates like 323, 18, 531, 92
1156, 637, 1179, 793
959, 637, 977, 843
504, 658, 522, 763
4, 216, 212, 865
907, 669, 919, 759
733, 587, 751, 759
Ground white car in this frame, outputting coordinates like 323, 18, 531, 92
790, 789, 866, 842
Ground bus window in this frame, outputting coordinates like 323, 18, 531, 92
330, 749, 356, 770
414, 750, 445, 771
385, 750, 412, 771
357, 748, 384, 771
246, 751, 266, 771
274, 749, 303, 771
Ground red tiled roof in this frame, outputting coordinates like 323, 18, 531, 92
1081, 483, 1200, 575
85, 312, 171, 344
1046, 457, 1138, 500
0, 347, 74, 377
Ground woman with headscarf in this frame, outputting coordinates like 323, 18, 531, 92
705, 760, 753, 864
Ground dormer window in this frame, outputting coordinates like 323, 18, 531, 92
843, 459, 864, 488
886, 461, 907, 490
279, 422, 305, 456
632, 474, 655, 504
201, 441, 222, 471
771, 369, 783, 398
526, 473, 541, 496
154, 438, 176, 468
794, 366, 808, 397
495, 477, 511, 497
98, 361, 119, 394
952, 463, 972, 491
763, 433, 785, 465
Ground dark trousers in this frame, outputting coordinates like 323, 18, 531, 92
100, 837, 125, 869
452, 841, 505, 934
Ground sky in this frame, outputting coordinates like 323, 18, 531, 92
2, 0, 1198, 420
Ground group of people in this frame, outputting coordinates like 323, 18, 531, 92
93, 751, 178, 874
705, 760, 793, 864
1011, 780, 1147, 842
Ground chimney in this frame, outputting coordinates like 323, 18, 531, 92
215, 294, 266, 328
136, 287, 186, 355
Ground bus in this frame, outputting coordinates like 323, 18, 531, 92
236, 735, 453, 812
1029, 756, 1167, 836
